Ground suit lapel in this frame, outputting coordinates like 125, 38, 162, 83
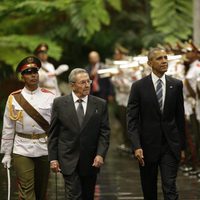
163, 76, 174, 114
81, 96, 96, 131
64, 94, 80, 130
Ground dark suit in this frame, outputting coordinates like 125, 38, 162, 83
48, 94, 110, 199
85, 63, 114, 101
127, 74, 186, 200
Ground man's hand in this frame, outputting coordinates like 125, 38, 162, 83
2, 154, 11, 168
92, 155, 104, 168
50, 160, 61, 173
134, 148, 145, 167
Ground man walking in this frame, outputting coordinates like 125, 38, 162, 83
1, 56, 55, 199
48, 68, 110, 200
127, 48, 186, 200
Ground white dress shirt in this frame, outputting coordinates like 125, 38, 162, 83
72, 91, 88, 115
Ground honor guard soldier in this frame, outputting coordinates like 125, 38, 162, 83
34, 43, 68, 97
1, 56, 55, 200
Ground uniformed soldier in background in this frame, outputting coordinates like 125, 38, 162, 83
1, 56, 55, 200
183, 46, 200, 173
34, 43, 68, 97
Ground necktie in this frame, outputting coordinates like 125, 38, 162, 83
156, 79, 163, 111
76, 99, 84, 126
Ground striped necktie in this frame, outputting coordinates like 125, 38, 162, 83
76, 99, 84, 126
156, 79, 163, 111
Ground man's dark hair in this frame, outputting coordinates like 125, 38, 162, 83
148, 47, 166, 61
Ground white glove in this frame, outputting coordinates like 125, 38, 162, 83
2, 154, 11, 168
55, 64, 69, 75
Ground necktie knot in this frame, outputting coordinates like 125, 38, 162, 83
157, 78, 162, 84
77, 99, 83, 103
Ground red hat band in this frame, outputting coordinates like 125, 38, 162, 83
20, 63, 38, 72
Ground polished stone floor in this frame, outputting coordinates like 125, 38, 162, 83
1, 109, 200, 199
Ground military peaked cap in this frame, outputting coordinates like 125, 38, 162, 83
16, 56, 41, 73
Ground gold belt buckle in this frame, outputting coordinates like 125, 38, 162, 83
32, 133, 37, 139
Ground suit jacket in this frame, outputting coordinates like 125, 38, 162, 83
127, 74, 186, 162
48, 94, 110, 176
85, 63, 115, 100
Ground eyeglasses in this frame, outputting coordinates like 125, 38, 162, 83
21, 68, 39, 75
73, 80, 92, 86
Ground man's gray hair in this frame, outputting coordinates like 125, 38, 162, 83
147, 47, 166, 61
68, 68, 88, 83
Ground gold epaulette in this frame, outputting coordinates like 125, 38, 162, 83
11, 89, 22, 95
8, 93, 23, 121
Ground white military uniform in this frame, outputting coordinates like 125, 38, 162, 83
166, 60, 185, 80
1, 87, 55, 157
39, 61, 61, 97
186, 60, 200, 92
185, 60, 200, 120
111, 68, 142, 107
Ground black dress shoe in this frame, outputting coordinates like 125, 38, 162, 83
116, 144, 132, 155
180, 165, 193, 176
180, 165, 193, 172
197, 172, 200, 179
188, 170, 198, 178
